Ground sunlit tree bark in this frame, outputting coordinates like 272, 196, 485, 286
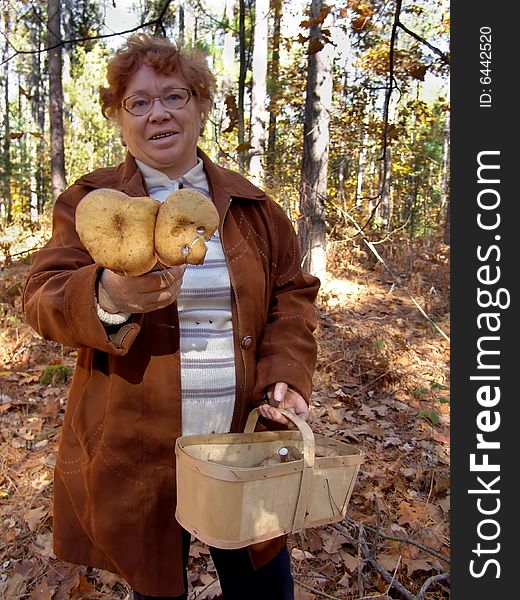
249, 0, 269, 186
28, 6, 48, 215
47, 0, 67, 202
266, 0, 282, 183
298, 0, 333, 280
1, 8, 12, 222
237, 0, 247, 173
441, 111, 450, 243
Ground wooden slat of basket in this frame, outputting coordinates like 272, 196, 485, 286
244, 408, 315, 532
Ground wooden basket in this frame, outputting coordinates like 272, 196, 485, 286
175, 408, 364, 549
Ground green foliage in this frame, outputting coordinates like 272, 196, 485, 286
64, 44, 126, 184
0, 0, 449, 250
418, 409, 441, 425
413, 379, 450, 427
40, 365, 73, 386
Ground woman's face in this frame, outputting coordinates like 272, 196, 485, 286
118, 64, 203, 178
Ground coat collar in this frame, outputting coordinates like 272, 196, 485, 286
76, 149, 268, 202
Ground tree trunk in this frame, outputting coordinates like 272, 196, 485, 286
378, 145, 392, 229
47, 0, 67, 202
441, 110, 450, 243
355, 126, 368, 210
222, 0, 236, 82
2, 6, 12, 223
298, 0, 333, 280
237, 0, 247, 173
30, 18, 47, 215
443, 178, 450, 244
338, 158, 345, 208
178, 4, 185, 46
249, 0, 269, 186
266, 0, 282, 183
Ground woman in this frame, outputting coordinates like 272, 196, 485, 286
23, 34, 320, 600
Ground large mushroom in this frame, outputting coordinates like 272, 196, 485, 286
75, 187, 220, 276
154, 189, 220, 267
75, 188, 160, 277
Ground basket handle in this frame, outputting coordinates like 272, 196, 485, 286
243, 407, 315, 533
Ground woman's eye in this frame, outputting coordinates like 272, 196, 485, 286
164, 93, 181, 102
130, 97, 149, 109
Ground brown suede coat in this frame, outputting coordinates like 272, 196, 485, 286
23, 150, 320, 596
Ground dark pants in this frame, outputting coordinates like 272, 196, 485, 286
132, 531, 294, 600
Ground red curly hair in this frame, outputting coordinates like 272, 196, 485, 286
99, 34, 216, 124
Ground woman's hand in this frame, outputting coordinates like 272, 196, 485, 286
258, 382, 310, 426
98, 266, 186, 314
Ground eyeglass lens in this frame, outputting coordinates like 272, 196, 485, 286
123, 88, 191, 115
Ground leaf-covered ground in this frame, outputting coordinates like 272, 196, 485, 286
0, 237, 450, 600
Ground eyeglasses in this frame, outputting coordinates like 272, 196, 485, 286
122, 87, 192, 116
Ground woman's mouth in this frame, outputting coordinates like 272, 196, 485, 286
149, 132, 177, 141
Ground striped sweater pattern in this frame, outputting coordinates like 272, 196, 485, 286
137, 159, 236, 436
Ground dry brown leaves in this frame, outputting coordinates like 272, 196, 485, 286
0, 236, 450, 599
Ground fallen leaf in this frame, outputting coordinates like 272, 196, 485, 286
359, 405, 375, 419
377, 552, 401, 572
438, 496, 450, 513
322, 530, 348, 554
301, 528, 323, 553
69, 573, 97, 597
33, 532, 54, 558
1, 573, 26, 598
402, 557, 434, 574
199, 573, 215, 586
189, 541, 210, 558
397, 501, 423, 526
339, 549, 360, 572
294, 584, 316, 599
291, 548, 314, 560
26, 416, 44, 432
24, 506, 49, 531
29, 581, 57, 600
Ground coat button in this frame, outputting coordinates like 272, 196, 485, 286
241, 336, 254, 349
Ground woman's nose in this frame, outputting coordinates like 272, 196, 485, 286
148, 98, 172, 121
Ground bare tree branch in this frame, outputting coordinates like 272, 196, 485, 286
1, 0, 175, 66
416, 571, 450, 599
357, 522, 417, 600
339, 518, 450, 564
332, 519, 451, 599
397, 20, 450, 65
357, 0, 401, 234
192, 0, 238, 34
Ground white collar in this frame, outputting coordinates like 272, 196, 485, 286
136, 158, 208, 192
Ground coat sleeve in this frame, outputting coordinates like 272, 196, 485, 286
253, 202, 320, 402
23, 185, 143, 353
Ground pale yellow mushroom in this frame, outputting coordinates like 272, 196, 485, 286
154, 189, 219, 266
75, 188, 160, 277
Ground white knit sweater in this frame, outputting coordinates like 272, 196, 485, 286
136, 159, 236, 436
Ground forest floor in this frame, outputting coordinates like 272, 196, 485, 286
0, 235, 450, 600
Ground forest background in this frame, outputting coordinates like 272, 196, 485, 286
0, 1, 450, 599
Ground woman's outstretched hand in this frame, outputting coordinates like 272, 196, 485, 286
258, 382, 310, 426
98, 266, 186, 315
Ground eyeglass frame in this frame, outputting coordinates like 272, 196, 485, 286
121, 87, 193, 116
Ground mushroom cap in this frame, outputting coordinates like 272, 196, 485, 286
75, 188, 160, 276
154, 189, 220, 266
